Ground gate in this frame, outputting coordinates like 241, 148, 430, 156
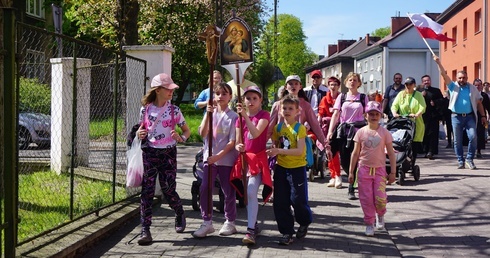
1, 21, 147, 257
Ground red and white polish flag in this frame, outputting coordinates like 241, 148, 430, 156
408, 13, 455, 42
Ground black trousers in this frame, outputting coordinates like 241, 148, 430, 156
330, 137, 355, 194
477, 118, 486, 151
444, 112, 453, 144
423, 117, 440, 154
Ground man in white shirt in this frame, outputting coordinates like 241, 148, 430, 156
304, 70, 329, 115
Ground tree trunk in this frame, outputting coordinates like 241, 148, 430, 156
117, 0, 139, 49
125, 0, 139, 45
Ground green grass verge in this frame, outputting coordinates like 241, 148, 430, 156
89, 118, 125, 141
18, 171, 126, 241
88, 104, 204, 143
176, 103, 204, 143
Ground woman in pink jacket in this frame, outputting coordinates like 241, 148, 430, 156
268, 75, 326, 151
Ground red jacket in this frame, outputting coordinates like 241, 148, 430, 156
230, 149, 273, 204
318, 91, 338, 118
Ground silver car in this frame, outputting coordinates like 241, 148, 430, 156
18, 112, 51, 149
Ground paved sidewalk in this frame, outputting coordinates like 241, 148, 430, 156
82, 142, 490, 257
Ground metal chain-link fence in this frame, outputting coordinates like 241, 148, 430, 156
15, 22, 146, 244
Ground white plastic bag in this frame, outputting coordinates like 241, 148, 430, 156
126, 136, 144, 187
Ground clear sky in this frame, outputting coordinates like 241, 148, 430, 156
265, 0, 456, 56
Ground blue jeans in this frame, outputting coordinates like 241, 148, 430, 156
451, 114, 477, 163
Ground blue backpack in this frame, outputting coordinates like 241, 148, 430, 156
277, 122, 314, 167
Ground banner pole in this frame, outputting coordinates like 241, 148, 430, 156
407, 12, 436, 56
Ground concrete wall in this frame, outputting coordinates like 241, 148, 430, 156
122, 45, 175, 132
50, 58, 91, 174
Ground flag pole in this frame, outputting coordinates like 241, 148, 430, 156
407, 12, 436, 56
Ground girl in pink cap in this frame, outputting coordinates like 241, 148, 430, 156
349, 101, 396, 236
135, 73, 190, 245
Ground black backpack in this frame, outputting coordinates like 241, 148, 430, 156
339, 92, 366, 111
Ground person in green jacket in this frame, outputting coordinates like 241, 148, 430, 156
391, 77, 426, 158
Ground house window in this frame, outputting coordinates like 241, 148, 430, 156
370, 58, 374, 70
26, 0, 45, 19
444, 32, 448, 51
452, 26, 457, 46
364, 60, 368, 72
463, 18, 467, 40
452, 70, 457, 81
475, 9, 481, 33
25, 49, 45, 82
474, 62, 481, 79
463, 66, 467, 73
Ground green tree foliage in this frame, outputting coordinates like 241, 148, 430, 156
63, 0, 268, 104
256, 14, 315, 91
371, 26, 391, 39
249, 58, 275, 107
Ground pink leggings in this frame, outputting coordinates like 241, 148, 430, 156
357, 165, 388, 225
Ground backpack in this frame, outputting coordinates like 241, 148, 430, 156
340, 92, 366, 111
277, 122, 314, 167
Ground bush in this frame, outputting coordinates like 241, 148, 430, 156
19, 77, 51, 114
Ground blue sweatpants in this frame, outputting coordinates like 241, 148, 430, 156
273, 165, 313, 235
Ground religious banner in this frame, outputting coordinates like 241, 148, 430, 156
220, 15, 254, 206
220, 16, 254, 65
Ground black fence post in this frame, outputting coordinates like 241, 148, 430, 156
112, 54, 119, 203
2, 6, 18, 258
70, 42, 78, 220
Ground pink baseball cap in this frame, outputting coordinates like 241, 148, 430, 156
365, 101, 382, 114
150, 73, 179, 90
243, 85, 262, 97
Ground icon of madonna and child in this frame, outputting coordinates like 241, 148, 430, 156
221, 24, 252, 63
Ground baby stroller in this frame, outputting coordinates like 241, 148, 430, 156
385, 117, 420, 185
191, 148, 244, 213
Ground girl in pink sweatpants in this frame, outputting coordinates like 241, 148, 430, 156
348, 101, 397, 236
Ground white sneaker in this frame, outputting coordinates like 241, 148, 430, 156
219, 221, 237, 236
335, 176, 343, 189
376, 215, 385, 230
192, 222, 215, 238
326, 178, 335, 187
365, 225, 375, 236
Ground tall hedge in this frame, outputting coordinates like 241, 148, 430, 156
19, 77, 51, 114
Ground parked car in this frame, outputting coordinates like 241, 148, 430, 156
18, 112, 51, 149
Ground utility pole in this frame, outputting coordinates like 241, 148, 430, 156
274, 0, 278, 92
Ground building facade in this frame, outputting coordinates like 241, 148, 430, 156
437, 0, 489, 89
